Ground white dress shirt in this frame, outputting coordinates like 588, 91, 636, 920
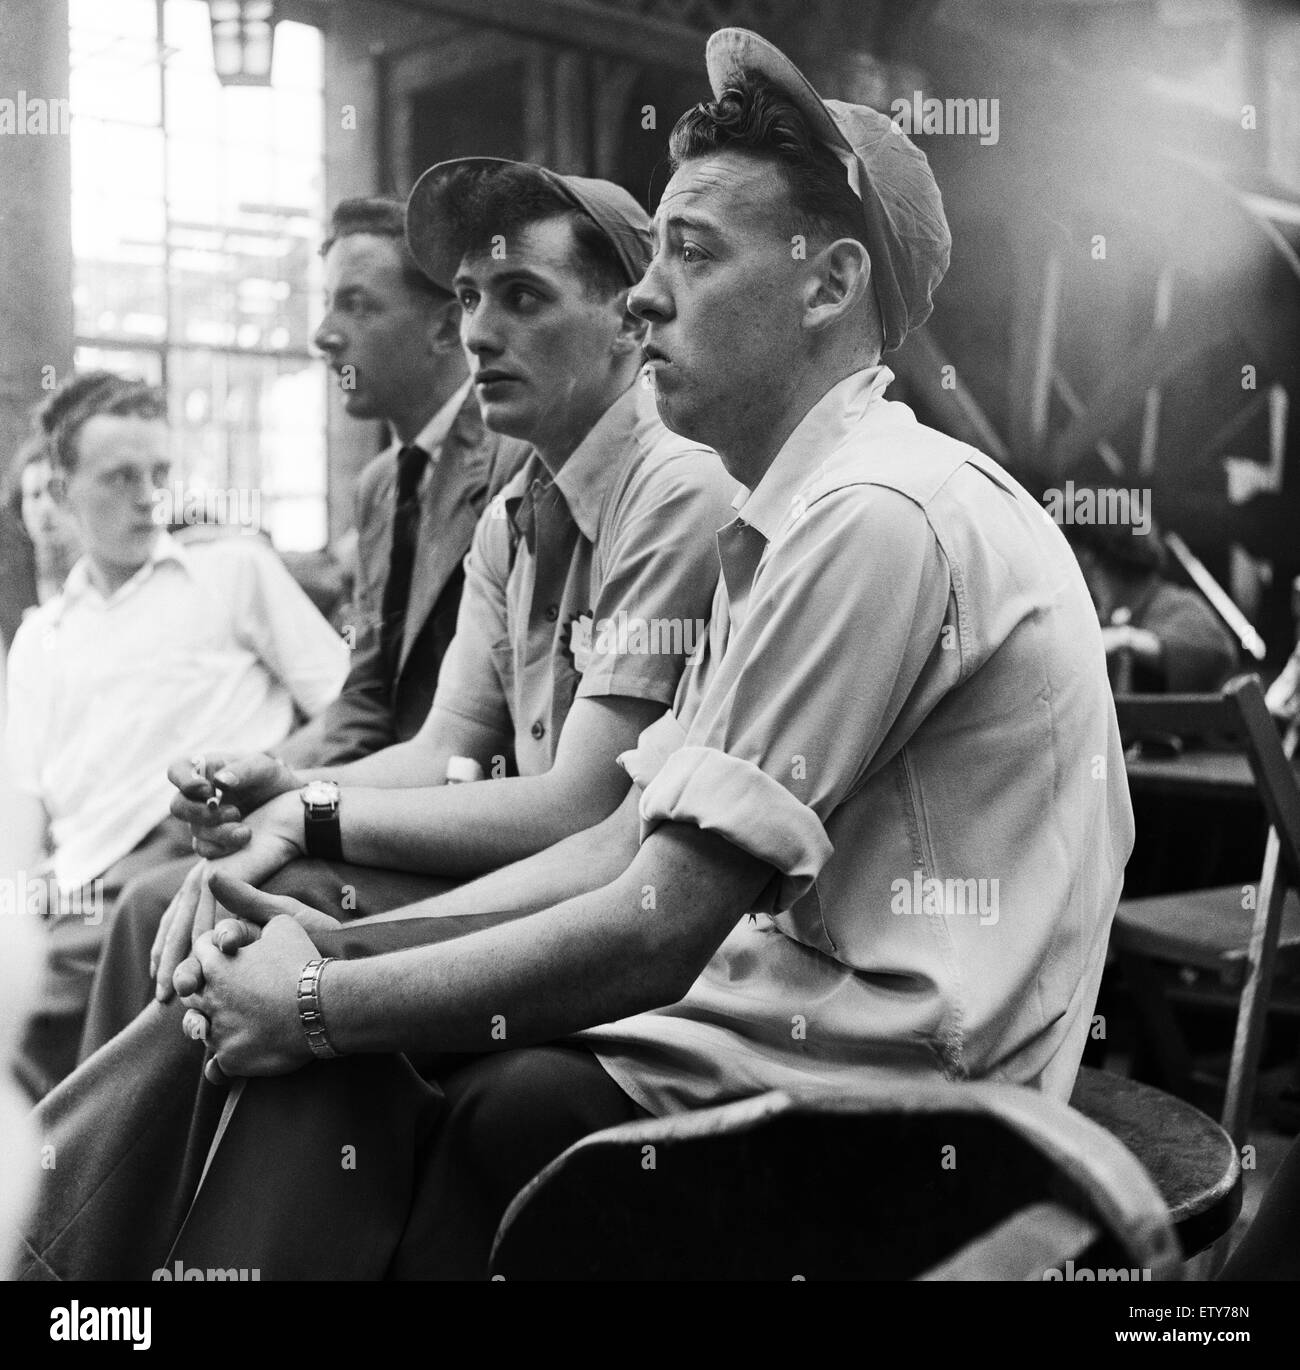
4, 532, 350, 889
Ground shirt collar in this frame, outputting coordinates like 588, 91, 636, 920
548, 383, 641, 542
407, 377, 473, 463
58, 530, 188, 614
732, 365, 894, 542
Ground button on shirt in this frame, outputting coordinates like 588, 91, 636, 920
578, 367, 1134, 1111
4, 533, 350, 889
432, 382, 739, 775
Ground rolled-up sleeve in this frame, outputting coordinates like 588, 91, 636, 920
430, 503, 514, 737
577, 451, 734, 707
633, 484, 954, 910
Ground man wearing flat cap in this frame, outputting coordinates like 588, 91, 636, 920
15, 30, 1131, 1282
104, 159, 738, 1015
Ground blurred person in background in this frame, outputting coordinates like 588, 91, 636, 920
14, 432, 82, 605
1064, 498, 1238, 694
0, 370, 350, 1102
0, 450, 39, 655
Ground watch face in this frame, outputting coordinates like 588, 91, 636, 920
301, 780, 339, 807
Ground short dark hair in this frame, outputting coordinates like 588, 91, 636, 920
37, 371, 167, 475
669, 75, 867, 253
438, 164, 629, 300
322, 196, 453, 303
669, 76, 880, 350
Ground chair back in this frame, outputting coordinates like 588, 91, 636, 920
490, 1081, 1181, 1281
1114, 674, 1300, 1142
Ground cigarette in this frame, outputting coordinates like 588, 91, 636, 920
205, 788, 223, 812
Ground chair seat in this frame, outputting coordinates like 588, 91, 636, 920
1114, 885, 1300, 978
1069, 1066, 1242, 1257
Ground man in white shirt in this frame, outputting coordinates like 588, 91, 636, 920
1, 371, 349, 1099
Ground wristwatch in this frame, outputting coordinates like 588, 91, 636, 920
300, 780, 343, 862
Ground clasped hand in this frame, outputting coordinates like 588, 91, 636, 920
172, 870, 341, 1082
151, 785, 306, 1001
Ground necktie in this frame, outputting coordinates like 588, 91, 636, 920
380, 443, 429, 675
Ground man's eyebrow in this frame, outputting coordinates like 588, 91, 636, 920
658, 209, 725, 237
452, 265, 554, 290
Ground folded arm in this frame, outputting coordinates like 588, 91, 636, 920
358, 782, 641, 923
189, 818, 771, 1072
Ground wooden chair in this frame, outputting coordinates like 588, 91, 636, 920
1108, 675, 1300, 1146
489, 1081, 1181, 1281
1068, 1065, 1241, 1259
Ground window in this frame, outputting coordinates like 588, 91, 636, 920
69, 0, 327, 549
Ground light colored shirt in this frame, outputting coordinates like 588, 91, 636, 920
4, 532, 350, 889
578, 367, 1134, 1111
432, 381, 739, 775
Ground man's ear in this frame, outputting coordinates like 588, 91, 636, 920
429, 295, 463, 352
611, 290, 646, 357
801, 237, 872, 334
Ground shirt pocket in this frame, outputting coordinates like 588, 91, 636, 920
771, 882, 838, 956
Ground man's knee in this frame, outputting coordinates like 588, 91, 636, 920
439, 1047, 639, 1179
263, 859, 347, 910
111, 859, 194, 951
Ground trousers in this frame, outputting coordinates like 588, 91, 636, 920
15, 912, 642, 1281
16, 818, 194, 1104
80, 855, 457, 1059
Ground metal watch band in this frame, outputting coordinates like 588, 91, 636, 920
297, 957, 340, 1059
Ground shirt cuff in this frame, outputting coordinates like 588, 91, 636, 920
575, 659, 684, 707
635, 744, 833, 912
